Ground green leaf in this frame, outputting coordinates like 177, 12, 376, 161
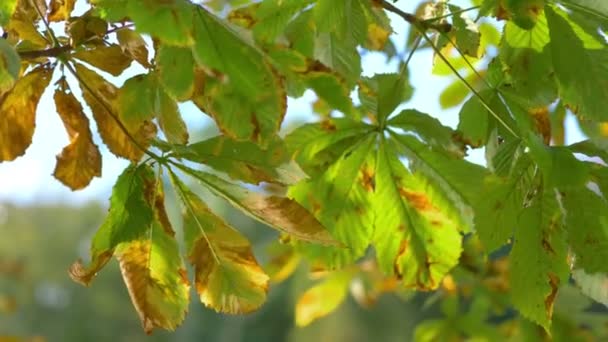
172, 176, 268, 314
156, 45, 195, 101
388, 109, 464, 156
192, 8, 286, 144
285, 118, 373, 175
457, 92, 493, 148
172, 135, 302, 185
239, 0, 314, 43
289, 135, 376, 269
117, 74, 157, 129
178, 165, 335, 245
359, 73, 414, 124
0, 0, 17, 26
562, 188, 608, 274
127, 0, 194, 46
69, 165, 156, 285
373, 139, 462, 290
450, 4, 481, 58
295, 269, 353, 326
156, 89, 189, 145
559, 0, 608, 22
546, 6, 608, 121
314, 32, 361, 87
473, 156, 531, 251
510, 191, 569, 331
0, 39, 21, 93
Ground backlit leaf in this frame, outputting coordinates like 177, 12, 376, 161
0, 66, 52, 162
264, 241, 300, 283
117, 73, 156, 128
72, 44, 133, 77
127, 0, 194, 46
52, 82, 102, 190
450, 5, 481, 58
374, 140, 463, 290
510, 191, 569, 331
172, 177, 268, 314
156, 89, 189, 145
289, 135, 376, 269
0, 0, 17, 26
179, 165, 335, 245
69, 165, 156, 285
75, 63, 156, 162
359, 73, 414, 124
295, 269, 353, 327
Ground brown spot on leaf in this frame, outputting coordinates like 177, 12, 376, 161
399, 188, 434, 212
250, 113, 261, 142
544, 273, 560, 320
360, 167, 375, 192
320, 120, 337, 132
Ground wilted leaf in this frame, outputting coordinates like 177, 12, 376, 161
48, 0, 76, 22
0, 66, 52, 162
172, 176, 268, 314
69, 165, 156, 285
52, 82, 102, 190
295, 270, 353, 327
72, 44, 133, 77
116, 29, 151, 68
75, 63, 156, 162
117, 221, 190, 334
179, 165, 335, 245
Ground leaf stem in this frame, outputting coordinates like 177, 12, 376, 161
423, 6, 480, 23
379, 0, 452, 33
29, 0, 60, 47
60, 60, 163, 162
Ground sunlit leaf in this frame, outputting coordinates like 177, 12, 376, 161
0, 0, 17, 26
295, 269, 353, 327
450, 4, 481, 58
359, 73, 414, 124
374, 140, 463, 290
127, 0, 194, 46
290, 135, 376, 269
72, 44, 133, 77
52, 81, 102, 190
75, 63, 156, 162
264, 240, 300, 283
172, 176, 268, 314
0, 66, 52, 162
69, 165, 156, 285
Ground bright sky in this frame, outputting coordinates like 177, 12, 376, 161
0, 0, 585, 204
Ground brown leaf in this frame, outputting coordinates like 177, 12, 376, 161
73, 45, 133, 76
48, 0, 76, 22
0, 66, 52, 161
75, 63, 156, 162
52, 83, 102, 190
116, 29, 151, 68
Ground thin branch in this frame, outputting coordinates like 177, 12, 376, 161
379, 0, 452, 33
18, 45, 72, 60
29, 0, 59, 47
423, 5, 480, 23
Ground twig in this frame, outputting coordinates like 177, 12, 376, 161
18, 45, 72, 60
379, 0, 452, 33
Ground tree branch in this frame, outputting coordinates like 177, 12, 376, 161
379, 0, 452, 33
18, 45, 72, 60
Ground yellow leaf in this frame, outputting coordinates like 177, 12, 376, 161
295, 270, 353, 327
47, 0, 76, 22
116, 225, 190, 334
264, 240, 300, 283
0, 66, 52, 161
73, 45, 132, 76
177, 181, 269, 314
367, 23, 390, 50
52, 82, 102, 190
116, 29, 151, 68
75, 63, 156, 162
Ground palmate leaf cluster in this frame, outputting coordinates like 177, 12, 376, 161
0, 0, 607, 338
